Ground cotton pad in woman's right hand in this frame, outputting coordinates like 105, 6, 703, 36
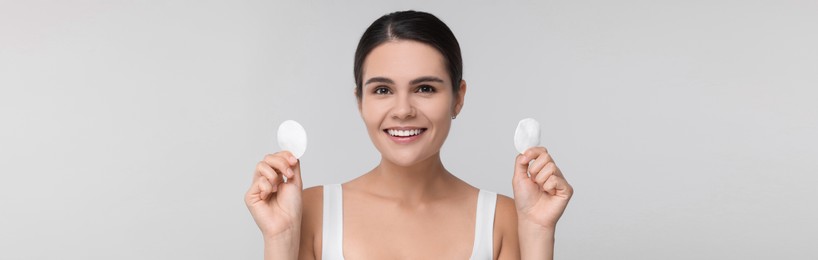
277, 120, 307, 159
514, 118, 541, 154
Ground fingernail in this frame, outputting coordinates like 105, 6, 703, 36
287, 168, 294, 178
288, 156, 297, 164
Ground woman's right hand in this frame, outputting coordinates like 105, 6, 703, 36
245, 151, 303, 240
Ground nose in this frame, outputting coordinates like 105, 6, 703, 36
390, 92, 415, 120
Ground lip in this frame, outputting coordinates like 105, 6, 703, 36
384, 126, 426, 130
383, 127, 427, 144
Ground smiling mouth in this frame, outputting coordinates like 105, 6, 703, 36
384, 128, 427, 137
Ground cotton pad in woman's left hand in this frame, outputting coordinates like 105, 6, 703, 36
277, 120, 307, 159
514, 118, 541, 154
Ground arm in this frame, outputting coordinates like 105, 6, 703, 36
264, 231, 301, 260
517, 222, 555, 260
496, 194, 555, 260
297, 186, 323, 260
496, 195, 522, 260
511, 147, 573, 260
244, 152, 305, 260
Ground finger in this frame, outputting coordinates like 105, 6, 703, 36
264, 154, 295, 179
528, 152, 553, 177
522, 146, 548, 162
255, 162, 282, 189
273, 151, 299, 166
543, 175, 572, 197
522, 147, 546, 176
246, 176, 272, 204
513, 153, 531, 183
288, 159, 304, 189
542, 175, 560, 195
246, 176, 262, 200
257, 176, 274, 200
263, 152, 296, 166
553, 165, 565, 178
534, 161, 557, 187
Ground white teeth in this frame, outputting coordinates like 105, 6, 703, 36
387, 129, 423, 137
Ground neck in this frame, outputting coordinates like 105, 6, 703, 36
367, 153, 454, 203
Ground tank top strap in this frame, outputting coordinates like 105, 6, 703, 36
321, 185, 496, 259
322, 184, 344, 259
470, 190, 497, 260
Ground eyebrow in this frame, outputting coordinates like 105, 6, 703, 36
364, 77, 393, 85
410, 76, 445, 85
364, 76, 445, 86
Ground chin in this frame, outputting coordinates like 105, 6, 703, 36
383, 154, 421, 167
382, 149, 432, 167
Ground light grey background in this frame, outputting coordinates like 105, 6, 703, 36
2, 0, 817, 259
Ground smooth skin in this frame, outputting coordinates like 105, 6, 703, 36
245, 40, 573, 259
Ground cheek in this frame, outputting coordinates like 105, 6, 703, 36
360, 100, 384, 127
422, 97, 454, 120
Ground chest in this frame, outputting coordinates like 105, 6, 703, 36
341, 198, 477, 259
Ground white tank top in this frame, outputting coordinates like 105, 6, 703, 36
321, 184, 497, 260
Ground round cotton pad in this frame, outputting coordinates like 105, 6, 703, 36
277, 120, 307, 159
514, 118, 541, 154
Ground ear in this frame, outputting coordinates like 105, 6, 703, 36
454, 79, 467, 116
355, 87, 363, 112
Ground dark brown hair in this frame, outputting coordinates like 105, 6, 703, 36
354, 10, 463, 99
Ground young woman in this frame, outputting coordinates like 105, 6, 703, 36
245, 10, 573, 259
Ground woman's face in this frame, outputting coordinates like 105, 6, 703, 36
359, 40, 465, 167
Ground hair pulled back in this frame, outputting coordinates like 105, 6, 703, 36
354, 10, 463, 99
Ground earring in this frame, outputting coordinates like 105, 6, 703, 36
452, 115, 457, 120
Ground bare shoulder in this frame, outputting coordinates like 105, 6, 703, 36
300, 186, 324, 259
494, 194, 518, 231
302, 185, 324, 206
494, 194, 521, 259
301, 185, 323, 231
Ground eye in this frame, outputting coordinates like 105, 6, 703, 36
374, 86, 392, 95
416, 85, 436, 93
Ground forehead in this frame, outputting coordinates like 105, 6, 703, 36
362, 40, 448, 83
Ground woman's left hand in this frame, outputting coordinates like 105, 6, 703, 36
512, 146, 574, 230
